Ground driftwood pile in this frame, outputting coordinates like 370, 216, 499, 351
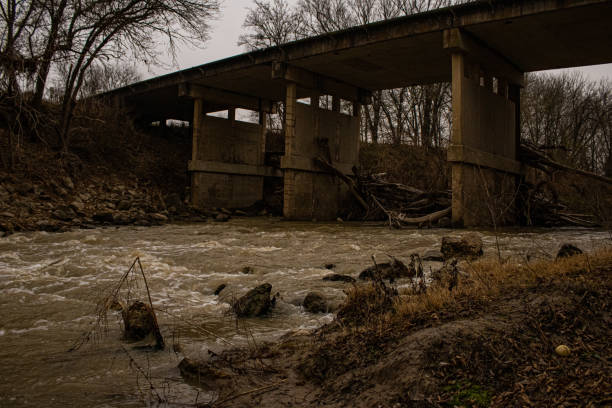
356, 174, 451, 227
519, 143, 610, 227
314, 157, 450, 228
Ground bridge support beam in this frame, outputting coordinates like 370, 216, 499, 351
281, 80, 362, 220
445, 29, 525, 227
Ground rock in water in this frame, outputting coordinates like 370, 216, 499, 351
359, 258, 411, 281
440, 233, 483, 260
322, 273, 356, 283
303, 292, 328, 313
122, 301, 164, 348
233, 283, 272, 317
556, 244, 583, 259
213, 283, 227, 295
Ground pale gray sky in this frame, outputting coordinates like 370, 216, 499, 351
149, 1, 611, 82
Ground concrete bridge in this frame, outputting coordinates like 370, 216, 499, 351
104, 0, 612, 226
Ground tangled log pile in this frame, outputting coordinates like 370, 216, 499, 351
314, 157, 450, 228
356, 173, 451, 227
519, 143, 610, 227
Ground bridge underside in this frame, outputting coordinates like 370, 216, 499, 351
105, 0, 612, 226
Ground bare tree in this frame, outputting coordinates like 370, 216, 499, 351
239, 0, 306, 50
522, 72, 612, 175
1, 0, 220, 152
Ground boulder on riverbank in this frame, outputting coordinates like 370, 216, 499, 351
359, 258, 412, 281
440, 233, 483, 260
556, 243, 583, 259
233, 283, 273, 317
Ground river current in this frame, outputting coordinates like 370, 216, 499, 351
0, 219, 609, 407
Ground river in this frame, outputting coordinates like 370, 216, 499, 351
0, 219, 609, 407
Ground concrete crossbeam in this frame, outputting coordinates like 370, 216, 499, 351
179, 83, 275, 113
189, 160, 282, 178
272, 62, 372, 104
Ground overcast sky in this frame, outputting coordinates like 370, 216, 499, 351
149, 1, 612, 82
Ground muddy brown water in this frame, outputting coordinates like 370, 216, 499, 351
0, 219, 609, 407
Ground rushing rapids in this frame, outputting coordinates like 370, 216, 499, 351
0, 219, 609, 406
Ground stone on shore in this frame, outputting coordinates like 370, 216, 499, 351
556, 244, 583, 259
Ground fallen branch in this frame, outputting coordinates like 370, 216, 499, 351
212, 378, 288, 406
520, 144, 612, 185
394, 207, 451, 225
314, 157, 369, 210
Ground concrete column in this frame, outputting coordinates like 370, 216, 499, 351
283, 82, 298, 218
284, 82, 297, 157
192, 99, 203, 162
449, 49, 523, 227
191, 98, 203, 206
259, 108, 267, 166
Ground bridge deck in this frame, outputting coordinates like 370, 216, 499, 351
104, 0, 612, 122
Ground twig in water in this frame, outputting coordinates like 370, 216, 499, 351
213, 379, 288, 406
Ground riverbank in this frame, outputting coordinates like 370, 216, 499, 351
0, 132, 269, 236
181, 247, 611, 407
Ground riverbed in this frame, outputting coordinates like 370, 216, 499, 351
0, 219, 609, 407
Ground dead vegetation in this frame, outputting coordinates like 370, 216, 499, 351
186, 247, 612, 407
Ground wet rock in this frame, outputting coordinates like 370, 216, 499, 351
214, 284, 227, 295
303, 292, 328, 313
69, 200, 85, 213
241, 266, 254, 274
134, 218, 152, 227
437, 216, 451, 228
149, 213, 168, 223
440, 233, 483, 260
556, 244, 583, 259
36, 220, 60, 232
93, 211, 114, 223
122, 301, 164, 348
178, 357, 232, 385
52, 206, 76, 221
0, 220, 15, 234
62, 176, 75, 190
113, 212, 132, 225
214, 213, 230, 222
117, 200, 131, 211
15, 182, 34, 195
322, 273, 356, 283
422, 250, 444, 262
359, 258, 412, 281
233, 283, 272, 317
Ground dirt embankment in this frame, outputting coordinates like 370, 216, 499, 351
181, 248, 611, 408
0, 125, 274, 236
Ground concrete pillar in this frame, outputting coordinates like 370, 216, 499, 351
259, 108, 266, 166
449, 50, 523, 227
283, 82, 299, 219
191, 98, 203, 205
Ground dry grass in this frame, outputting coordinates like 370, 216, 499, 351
394, 248, 610, 325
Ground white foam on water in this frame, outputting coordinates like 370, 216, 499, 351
193, 241, 225, 249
